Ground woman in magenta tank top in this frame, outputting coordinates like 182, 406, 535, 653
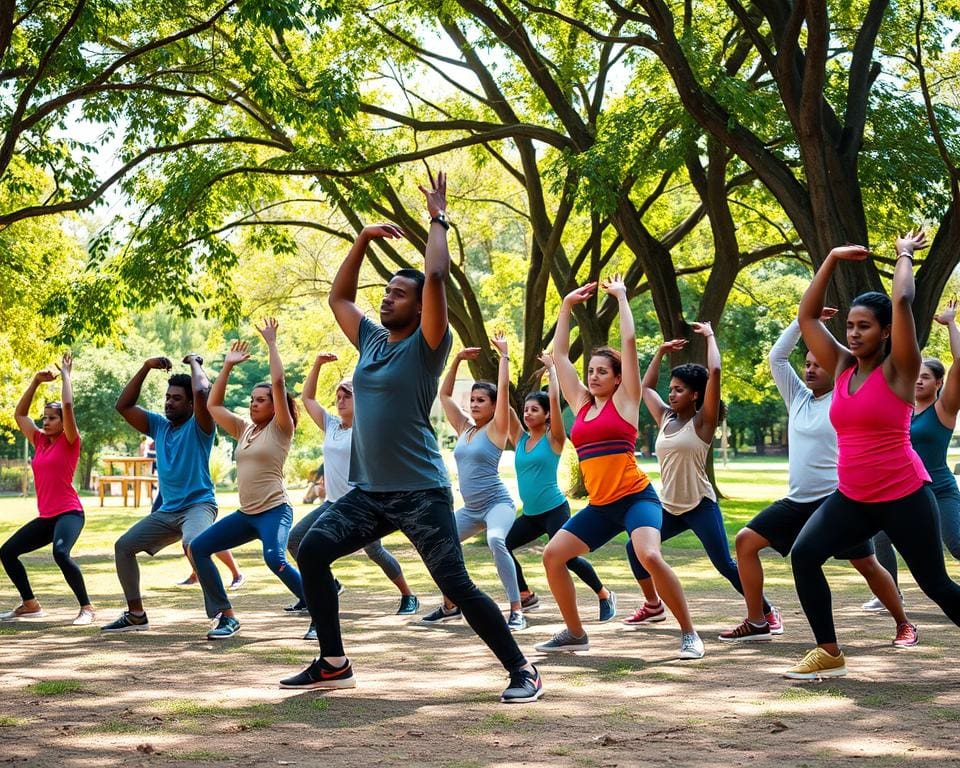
536, 275, 703, 660
789, 231, 960, 680
1, 354, 94, 625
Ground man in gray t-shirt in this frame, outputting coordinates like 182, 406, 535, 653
279, 172, 543, 704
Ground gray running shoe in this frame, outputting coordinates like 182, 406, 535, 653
303, 623, 317, 641
534, 628, 590, 652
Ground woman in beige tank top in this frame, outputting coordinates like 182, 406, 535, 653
623, 323, 777, 633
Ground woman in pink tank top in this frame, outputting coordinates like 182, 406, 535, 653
537, 275, 702, 660
1, 354, 94, 625
788, 230, 960, 681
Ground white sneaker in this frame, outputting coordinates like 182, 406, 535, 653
678, 631, 705, 659
72, 607, 95, 626
862, 594, 902, 613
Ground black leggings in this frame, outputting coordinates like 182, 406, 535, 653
297, 487, 527, 672
792, 486, 960, 644
0, 512, 90, 605
505, 502, 603, 594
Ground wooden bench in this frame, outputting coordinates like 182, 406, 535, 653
97, 475, 157, 507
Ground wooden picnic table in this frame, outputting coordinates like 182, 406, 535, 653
97, 456, 156, 507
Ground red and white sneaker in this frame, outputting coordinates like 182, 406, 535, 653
893, 622, 919, 648
623, 601, 666, 626
765, 606, 783, 635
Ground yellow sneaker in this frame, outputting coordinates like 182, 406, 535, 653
783, 647, 847, 680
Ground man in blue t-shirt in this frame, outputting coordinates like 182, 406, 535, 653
101, 355, 218, 632
280, 172, 543, 704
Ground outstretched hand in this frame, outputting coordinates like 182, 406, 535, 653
491, 332, 509, 357
659, 339, 688, 354
146, 356, 173, 371
315, 352, 338, 365
828, 244, 870, 261
537, 351, 555, 370
896, 228, 929, 256
935, 297, 958, 326
361, 223, 405, 241
256, 317, 279, 345
457, 347, 482, 362
34, 369, 57, 383
58, 352, 73, 375
563, 282, 597, 306
225, 340, 251, 366
600, 273, 627, 299
820, 307, 839, 322
418, 169, 447, 218
691, 321, 714, 337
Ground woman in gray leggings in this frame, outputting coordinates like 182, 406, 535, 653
420, 334, 524, 631
287, 352, 418, 639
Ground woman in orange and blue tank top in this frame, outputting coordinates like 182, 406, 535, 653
535, 276, 703, 659
789, 231, 960, 681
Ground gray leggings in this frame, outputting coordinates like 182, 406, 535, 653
288, 500, 402, 582
455, 499, 520, 604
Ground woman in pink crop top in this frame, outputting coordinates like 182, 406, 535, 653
1, 354, 94, 625
536, 275, 703, 660
789, 230, 960, 681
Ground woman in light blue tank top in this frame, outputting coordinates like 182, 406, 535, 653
868, 299, 960, 604
418, 334, 524, 630
504, 354, 615, 621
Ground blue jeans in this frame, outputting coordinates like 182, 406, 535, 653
191, 503, 302, 618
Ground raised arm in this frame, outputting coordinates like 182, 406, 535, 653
642, 339, 686, 427
887, 230, 927, 397
552, 283, 596, 412
440, 348, 478, 434
539, 353, 566, 451
798, 246, 866, 377
489, 333, 511, 447
58, 353, 79, 444
418, 170, 450, 350
935, 298, 960, 422
207, 341, 249, 440
257, 318, 294, 435
14, 372, 51, 443
692, 322, 722, 441
116, 357, 172, 435
183, 353, 215, 435
602, 274, 641, 405
302, 352, 337, 430
329, 223, 405, 348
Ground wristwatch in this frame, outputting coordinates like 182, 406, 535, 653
430, 211, 450, 231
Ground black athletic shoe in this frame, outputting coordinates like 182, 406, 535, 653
501, 666, 544, 703
418, 605, 462, 625
284, 599, 309, 615
279, 657, 356, 689
101, 611, 149, 633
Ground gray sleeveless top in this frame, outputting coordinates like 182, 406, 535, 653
453, 425, 514, 511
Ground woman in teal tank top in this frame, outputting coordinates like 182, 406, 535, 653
868, 298, 960, 604
504, 353, 616, 621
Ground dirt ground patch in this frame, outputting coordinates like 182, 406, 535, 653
2, 501, 960, 767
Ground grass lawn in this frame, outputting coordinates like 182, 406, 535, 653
1, 466, 959, 767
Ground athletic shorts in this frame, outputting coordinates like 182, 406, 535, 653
747, 496, 874, 560
562, 484, 662, 552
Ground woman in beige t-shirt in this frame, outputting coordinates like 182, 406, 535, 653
189, 318, 303, 640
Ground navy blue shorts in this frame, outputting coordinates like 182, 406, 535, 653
561, 484, 663, 552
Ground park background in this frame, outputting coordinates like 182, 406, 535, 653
3, 1, 960, 766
